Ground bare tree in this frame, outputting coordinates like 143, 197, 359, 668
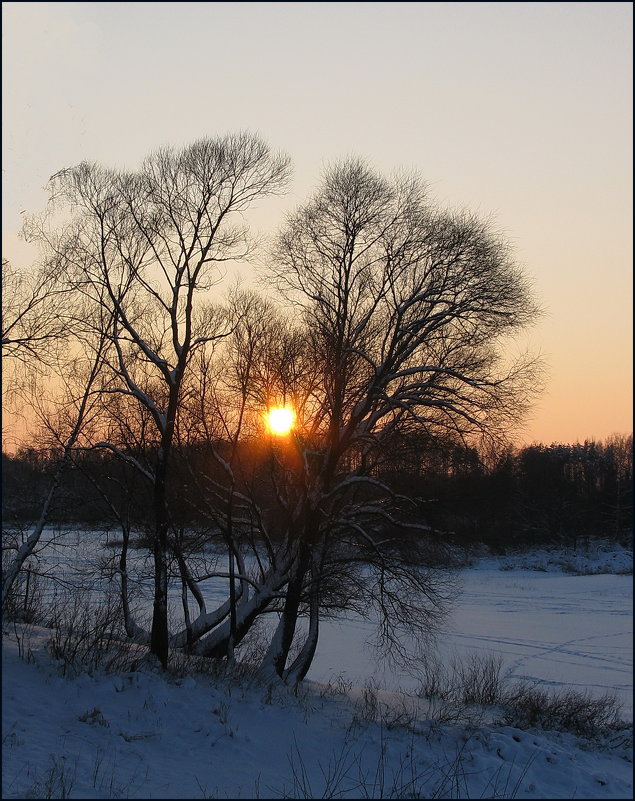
2, 255, 76, 455
250, 159, 543, 683
28, 133, 291, 667
167, 291, 317, 663
1, 252, 107, 610
2, 336, 107, 609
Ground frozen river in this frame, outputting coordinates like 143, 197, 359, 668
29, 528, 633, 718
311, 566, 633, 719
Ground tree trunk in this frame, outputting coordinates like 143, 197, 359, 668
198, 585, 276, 658
150, 447, 170, 669
150, 524, 169, 668
260, 542, 309, 679
119, 521, 147, 641
284, 563, 320, 686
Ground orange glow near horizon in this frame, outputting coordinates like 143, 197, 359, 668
266, 406, 295, 436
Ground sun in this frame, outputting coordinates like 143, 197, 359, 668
267, 406, 295, 436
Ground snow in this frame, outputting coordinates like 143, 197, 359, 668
2, 543, 633, 799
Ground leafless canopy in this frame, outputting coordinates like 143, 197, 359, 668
268, 159, 542, 452
4, 149, 543, 684
23, 133, 291, 667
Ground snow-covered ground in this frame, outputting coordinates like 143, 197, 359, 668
2, 539, 633, 799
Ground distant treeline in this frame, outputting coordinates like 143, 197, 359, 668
3, 434, 631, 550
377, 433, 633, 549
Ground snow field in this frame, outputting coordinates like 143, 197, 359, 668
3, 535, 632, 798
2, 628, 633, 799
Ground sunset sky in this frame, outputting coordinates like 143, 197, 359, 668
2, 1, 632, 447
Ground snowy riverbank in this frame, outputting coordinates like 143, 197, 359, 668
3, 541, 632, 799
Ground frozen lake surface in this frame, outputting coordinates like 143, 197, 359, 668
26, 528, 634, 717
312, 567, 633, 719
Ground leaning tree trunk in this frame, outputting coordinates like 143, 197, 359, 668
284, 558, 321, 687
2, 455, 68, 608
191, 561, 292, 658
259, 539, 310, 680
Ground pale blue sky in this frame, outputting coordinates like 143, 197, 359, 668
2, 2, 632, 444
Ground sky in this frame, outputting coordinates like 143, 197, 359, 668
2, 1, 632, 446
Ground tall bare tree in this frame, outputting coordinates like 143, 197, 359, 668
8, 151, 541, 685
28, 133, 291, 667
252, 159, 543, 682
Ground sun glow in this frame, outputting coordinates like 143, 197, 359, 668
267, 406, 295, 436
